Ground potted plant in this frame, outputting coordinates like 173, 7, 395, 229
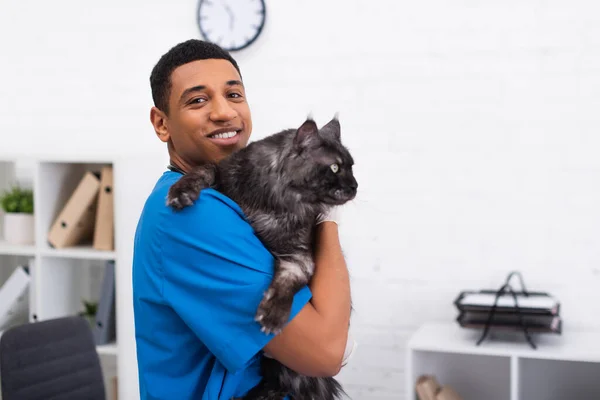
0, 185, 34, 245
79, 299, 98, 327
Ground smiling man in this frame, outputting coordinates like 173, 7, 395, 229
132, 39, 352, 400
149, 57, 250, 168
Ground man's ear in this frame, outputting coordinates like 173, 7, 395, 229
150, 107, 170, 143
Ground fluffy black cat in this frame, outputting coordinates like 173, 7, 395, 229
166, 116, 358, 400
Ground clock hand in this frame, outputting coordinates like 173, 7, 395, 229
224, 3, 234, 31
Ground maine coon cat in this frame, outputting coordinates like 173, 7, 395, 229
166, 116, 358, 400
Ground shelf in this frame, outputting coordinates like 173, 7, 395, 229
40, 245, 115, 261
519, 357, 600, 399
96, 342, 118, 356
406, 322, 600, 400
0, 153, 171, 400
0, 242, 114, 260
0, 240, 35, 256
408, 322, 600, 363
411, 349, 511, 400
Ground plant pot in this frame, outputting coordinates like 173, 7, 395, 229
2, 212, 35, 245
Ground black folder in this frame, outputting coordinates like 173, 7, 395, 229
457, 310, 562, 334
93, 260, 116, 345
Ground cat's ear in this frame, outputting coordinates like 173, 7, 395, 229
319, 113, 341, 142
294, 117, 319, 148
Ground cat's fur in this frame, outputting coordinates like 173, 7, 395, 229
166, 116, 358, 400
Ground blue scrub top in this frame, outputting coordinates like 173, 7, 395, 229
132, 170, 312, 399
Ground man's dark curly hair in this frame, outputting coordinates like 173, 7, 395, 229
150, 39, 242, 115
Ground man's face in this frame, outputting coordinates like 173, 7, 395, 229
153, 59, 252, 167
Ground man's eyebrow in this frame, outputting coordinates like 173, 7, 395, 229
179, 85, 206, 103
226, 80, 243, 87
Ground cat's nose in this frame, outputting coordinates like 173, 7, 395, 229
349, 177, 358, 190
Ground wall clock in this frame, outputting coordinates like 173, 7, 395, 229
197, 0, 267, 52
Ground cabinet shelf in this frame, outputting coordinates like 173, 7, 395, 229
0, 240, 35, 257
1, 152, 170, 400
0, 241, 116, 260
40, 245, 116, 261
96, 342, 118, 356
406, 322, 600, 400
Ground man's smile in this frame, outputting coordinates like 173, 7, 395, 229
206, 127, 243, 146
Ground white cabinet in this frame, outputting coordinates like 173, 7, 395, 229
0, 152, 167, 400
406, 322, 600, 400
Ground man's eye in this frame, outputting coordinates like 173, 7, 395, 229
228, 93, 242, 99
190, 98, 206, 104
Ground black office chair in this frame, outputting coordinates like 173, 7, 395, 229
0, 316, 106, 400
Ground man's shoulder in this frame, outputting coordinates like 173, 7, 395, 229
145, 171, 239, 213
144, 171, 274, 276
146, 171, 249, 232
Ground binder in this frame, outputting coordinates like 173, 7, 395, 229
457, 310, 562, 334
28, 258, 37, 322
93, 260, 116, 345
454, 290, 560, 315
111, 376, 118, 400
47, 171, 100, 248
0, 266, 30, 331
93, 166, 114, 251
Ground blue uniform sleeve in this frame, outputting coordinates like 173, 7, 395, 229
160, 189, 312, 373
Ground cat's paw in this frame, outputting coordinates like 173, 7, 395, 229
255, 289, 292, 335
166, 179, 200, 210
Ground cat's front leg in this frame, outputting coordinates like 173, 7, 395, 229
255, 253, 313, 335
166, 164, 217, 210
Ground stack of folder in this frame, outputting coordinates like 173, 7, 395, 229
453, 272, 561, 348
47, 166, 114, 251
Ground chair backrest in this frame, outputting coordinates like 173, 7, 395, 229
0, 316, 106, 400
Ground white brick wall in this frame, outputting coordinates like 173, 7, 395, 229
2, 0, 600, 398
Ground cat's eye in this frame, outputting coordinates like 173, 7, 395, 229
330, 163, 339, 173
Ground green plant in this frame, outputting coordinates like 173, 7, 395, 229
0, 186, 34, 214
79, 299, 98, 327
79, 300, 98, 317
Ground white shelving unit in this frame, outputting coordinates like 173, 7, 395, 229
406, 322, 600, 400
0, 152, 168, 400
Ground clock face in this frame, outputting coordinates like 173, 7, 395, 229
197, 0, 266, 52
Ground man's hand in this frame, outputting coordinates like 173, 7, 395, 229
316, 206, 340, 226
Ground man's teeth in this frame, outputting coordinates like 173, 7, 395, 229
211, 131, 237, 139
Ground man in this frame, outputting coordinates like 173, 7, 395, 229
132, 39, 353, 399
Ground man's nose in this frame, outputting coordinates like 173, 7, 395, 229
209, 97, 237, 122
